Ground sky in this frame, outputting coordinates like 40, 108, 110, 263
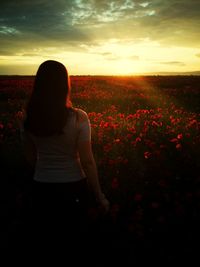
0, 0, 200, 75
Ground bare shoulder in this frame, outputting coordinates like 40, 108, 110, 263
75, 108, 88, 123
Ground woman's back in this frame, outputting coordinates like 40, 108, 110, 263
27, 108, 90, 183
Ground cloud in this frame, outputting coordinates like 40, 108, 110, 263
129, 55, 140, 60
0, 0, 200, 62
196, 53, 200, 58
0, 26, 20, 35
136, 0, 200, 46
0, 0, 200, 42
160, 61, 185, 66
0, 1, 91, 45
0, 49, 17, 56
98, 52, 120, 60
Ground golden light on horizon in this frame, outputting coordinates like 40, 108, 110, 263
0, 39, 199, 75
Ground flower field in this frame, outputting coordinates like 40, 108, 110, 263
1, 75, 200, 263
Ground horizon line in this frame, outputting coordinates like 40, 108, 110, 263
1, 71, 200, 77
0, 70, 200, 76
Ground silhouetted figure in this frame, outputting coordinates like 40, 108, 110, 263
21, 60, 109, 261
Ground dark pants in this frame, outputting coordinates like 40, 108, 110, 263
29, 178, 91, 255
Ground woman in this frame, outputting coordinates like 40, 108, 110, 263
22, 60, 110, 254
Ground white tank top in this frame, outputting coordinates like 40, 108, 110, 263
26, 108, 91, 183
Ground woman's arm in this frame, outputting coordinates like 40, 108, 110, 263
78, 140, 103, 199
76, 109, 109, 213
78, 140, 110, 213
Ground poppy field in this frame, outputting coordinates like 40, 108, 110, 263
1, 75, 200, 264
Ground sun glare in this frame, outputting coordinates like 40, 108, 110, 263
109, 59, 137, 75
0, 39, 199, 75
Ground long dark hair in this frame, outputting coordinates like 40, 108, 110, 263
24, 60, 72, 136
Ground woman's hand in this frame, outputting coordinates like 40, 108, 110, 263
96, 193, 110, 215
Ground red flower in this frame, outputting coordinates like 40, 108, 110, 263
176, 143, 182, 150
135, 137, 141, 143
134, 193, 143, 202
0, 123, 4, 130
126, 134, 133, 139
144, 151, 151, 159
111, 178, 119, 189
152, 120, 160, 127
177, 133, 183, 140
103, 143, 112, 152
170, 138, 178, 143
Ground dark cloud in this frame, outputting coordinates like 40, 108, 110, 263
0, 0, 92, 53
135, 0, 200, 46
0, 0, 199, 58
66, 0, 200, 47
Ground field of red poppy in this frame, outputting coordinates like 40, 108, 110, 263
1, 75, 200, 264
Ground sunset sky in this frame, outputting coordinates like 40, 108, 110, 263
0, 0, 200, 75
